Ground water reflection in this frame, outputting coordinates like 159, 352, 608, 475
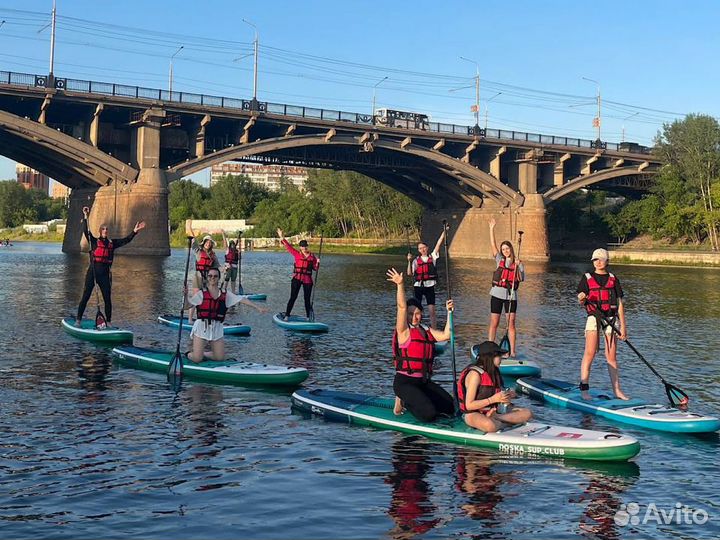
569, 461, 640, 540
286, 335, 318, 370
385, 437, 441, 539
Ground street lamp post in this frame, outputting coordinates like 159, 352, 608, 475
169, 45, 184, 100
242, 18, 259, 110
622, 112, 639, 142
582, 76, 601, 141
460, 56, 480, 131
484, 91, 502, 131
372, 76, 388, 118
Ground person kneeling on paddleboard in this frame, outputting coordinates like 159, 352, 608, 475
459, 341, 533, 432
185, 267, 266, 363
277, 228, 319, 321
387, 267, 455, 423
76, 205, 145, 326
576, 248, 629, 400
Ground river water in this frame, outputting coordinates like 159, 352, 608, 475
1, 242, 718, 539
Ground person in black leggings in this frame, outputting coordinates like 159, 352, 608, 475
76, 205, 145, 326
386, 267, 455, 423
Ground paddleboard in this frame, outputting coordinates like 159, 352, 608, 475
240, 293, 267, 301
112, 345, 309, 386
272, 312, 329, 333
157, 314, 251, 336
61, 317, 133, 344
292, 389, 640, 461
516, 377, 720, 433
469, 347, 542, 378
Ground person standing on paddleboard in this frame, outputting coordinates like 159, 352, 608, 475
577, 248, 629, 400
277, 228, 319, 321
387, 267, 455, 422
75, 206, 145, 327
406, 229, 446, 329
458, 341, 533, 432
187, 220, 220, 289
222, 230, 243, 295
185, 267, 266, 363
488, 218, 524, 357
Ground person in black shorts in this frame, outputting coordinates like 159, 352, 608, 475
487, 218, 524, 356
406, 229, 446, 328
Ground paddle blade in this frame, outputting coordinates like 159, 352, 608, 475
666, 384, 689, 410
167, 349, 184, 389
95, 309, 107, 330
498, 333, 510, 353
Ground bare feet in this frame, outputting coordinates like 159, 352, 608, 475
581, 391, 593, 401
393, 397, 405, 415
614, 390, 630, 400
74, 318, 82, 327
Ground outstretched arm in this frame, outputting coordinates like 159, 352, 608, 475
489, 218, 499, 257
429, 299, 454, 341
386, 268, 409, 344
432, 228, 447, 256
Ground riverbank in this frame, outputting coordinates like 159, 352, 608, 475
552, 248, 720, 268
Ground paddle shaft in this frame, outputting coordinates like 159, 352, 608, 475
441, 219, 460, 413
501, 231, 523, 348
169, 236, 194, 381
309, 235, 324, 318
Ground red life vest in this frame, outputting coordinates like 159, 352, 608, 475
392, 324, 436, 379
225, 248, 239, 265
413, 256, 438, 283
196, 250, 215, 273
196, 290, 227, 322
293, 254, 317, 280
457, 365, 502, 413
584, 272, 618, 316
492, 258, 519, 290
92, 238, 114, 265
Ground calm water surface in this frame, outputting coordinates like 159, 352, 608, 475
1, 242, 719, 539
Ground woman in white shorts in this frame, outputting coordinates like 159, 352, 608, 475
576, 248, 629, 400
186, 267, 264, 363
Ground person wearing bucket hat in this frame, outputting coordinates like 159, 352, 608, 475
576, 247, 629, 400
386, 267, 455, 422
457, 341, 533, 432
277, 228, 320, 320
186, 220, 220, 290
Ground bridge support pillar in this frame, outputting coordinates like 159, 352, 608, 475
421, 196, 549, 261
62, 174, 170, 256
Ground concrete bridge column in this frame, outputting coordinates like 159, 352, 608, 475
421, 198, 549, 262
62, 107, 170, 256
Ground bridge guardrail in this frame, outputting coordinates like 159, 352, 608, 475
0, 69, 644, 153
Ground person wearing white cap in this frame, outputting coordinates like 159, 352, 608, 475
576, 247, 629, 400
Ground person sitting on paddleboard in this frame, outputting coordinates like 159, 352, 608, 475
487, 218, 524, 357
387, 267, 455, 423
222, 230, 243, 295
75, 205, 145, 326
577, 248, 629, 400
277, 228, 319, 321
406, 229, 446, 329
185, 266, 266, 363
458, 341, 533, 432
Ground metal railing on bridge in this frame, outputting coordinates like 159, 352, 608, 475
0, 69, 650, 154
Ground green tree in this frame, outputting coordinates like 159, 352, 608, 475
168, 179, 209, 228
251, 184, 323, 236
206, 174, 273, 219
0, 180, 35, 227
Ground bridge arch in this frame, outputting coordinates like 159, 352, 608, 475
0, 110, 138, 188
543, 166, 657, 203
169, 134, 523, 208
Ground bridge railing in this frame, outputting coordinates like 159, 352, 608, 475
0, 69, 642, 153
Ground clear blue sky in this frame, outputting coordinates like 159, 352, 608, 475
1, 0, 719, 183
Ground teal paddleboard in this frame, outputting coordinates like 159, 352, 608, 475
157, 314, 251, 336
292, 389, 640, 462
516, 377, 720, 433
61, 317, 133, 344
272, 312, 329, 333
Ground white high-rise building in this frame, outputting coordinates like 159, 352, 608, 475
210, 162, 308, 192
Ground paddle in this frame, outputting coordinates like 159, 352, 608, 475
441, 219, 460, 414
236, 231, 244, 295
585, 300, 689, 408
499, 230, 523, 353
167, 235, 194, 385
308, 234, 324, 322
